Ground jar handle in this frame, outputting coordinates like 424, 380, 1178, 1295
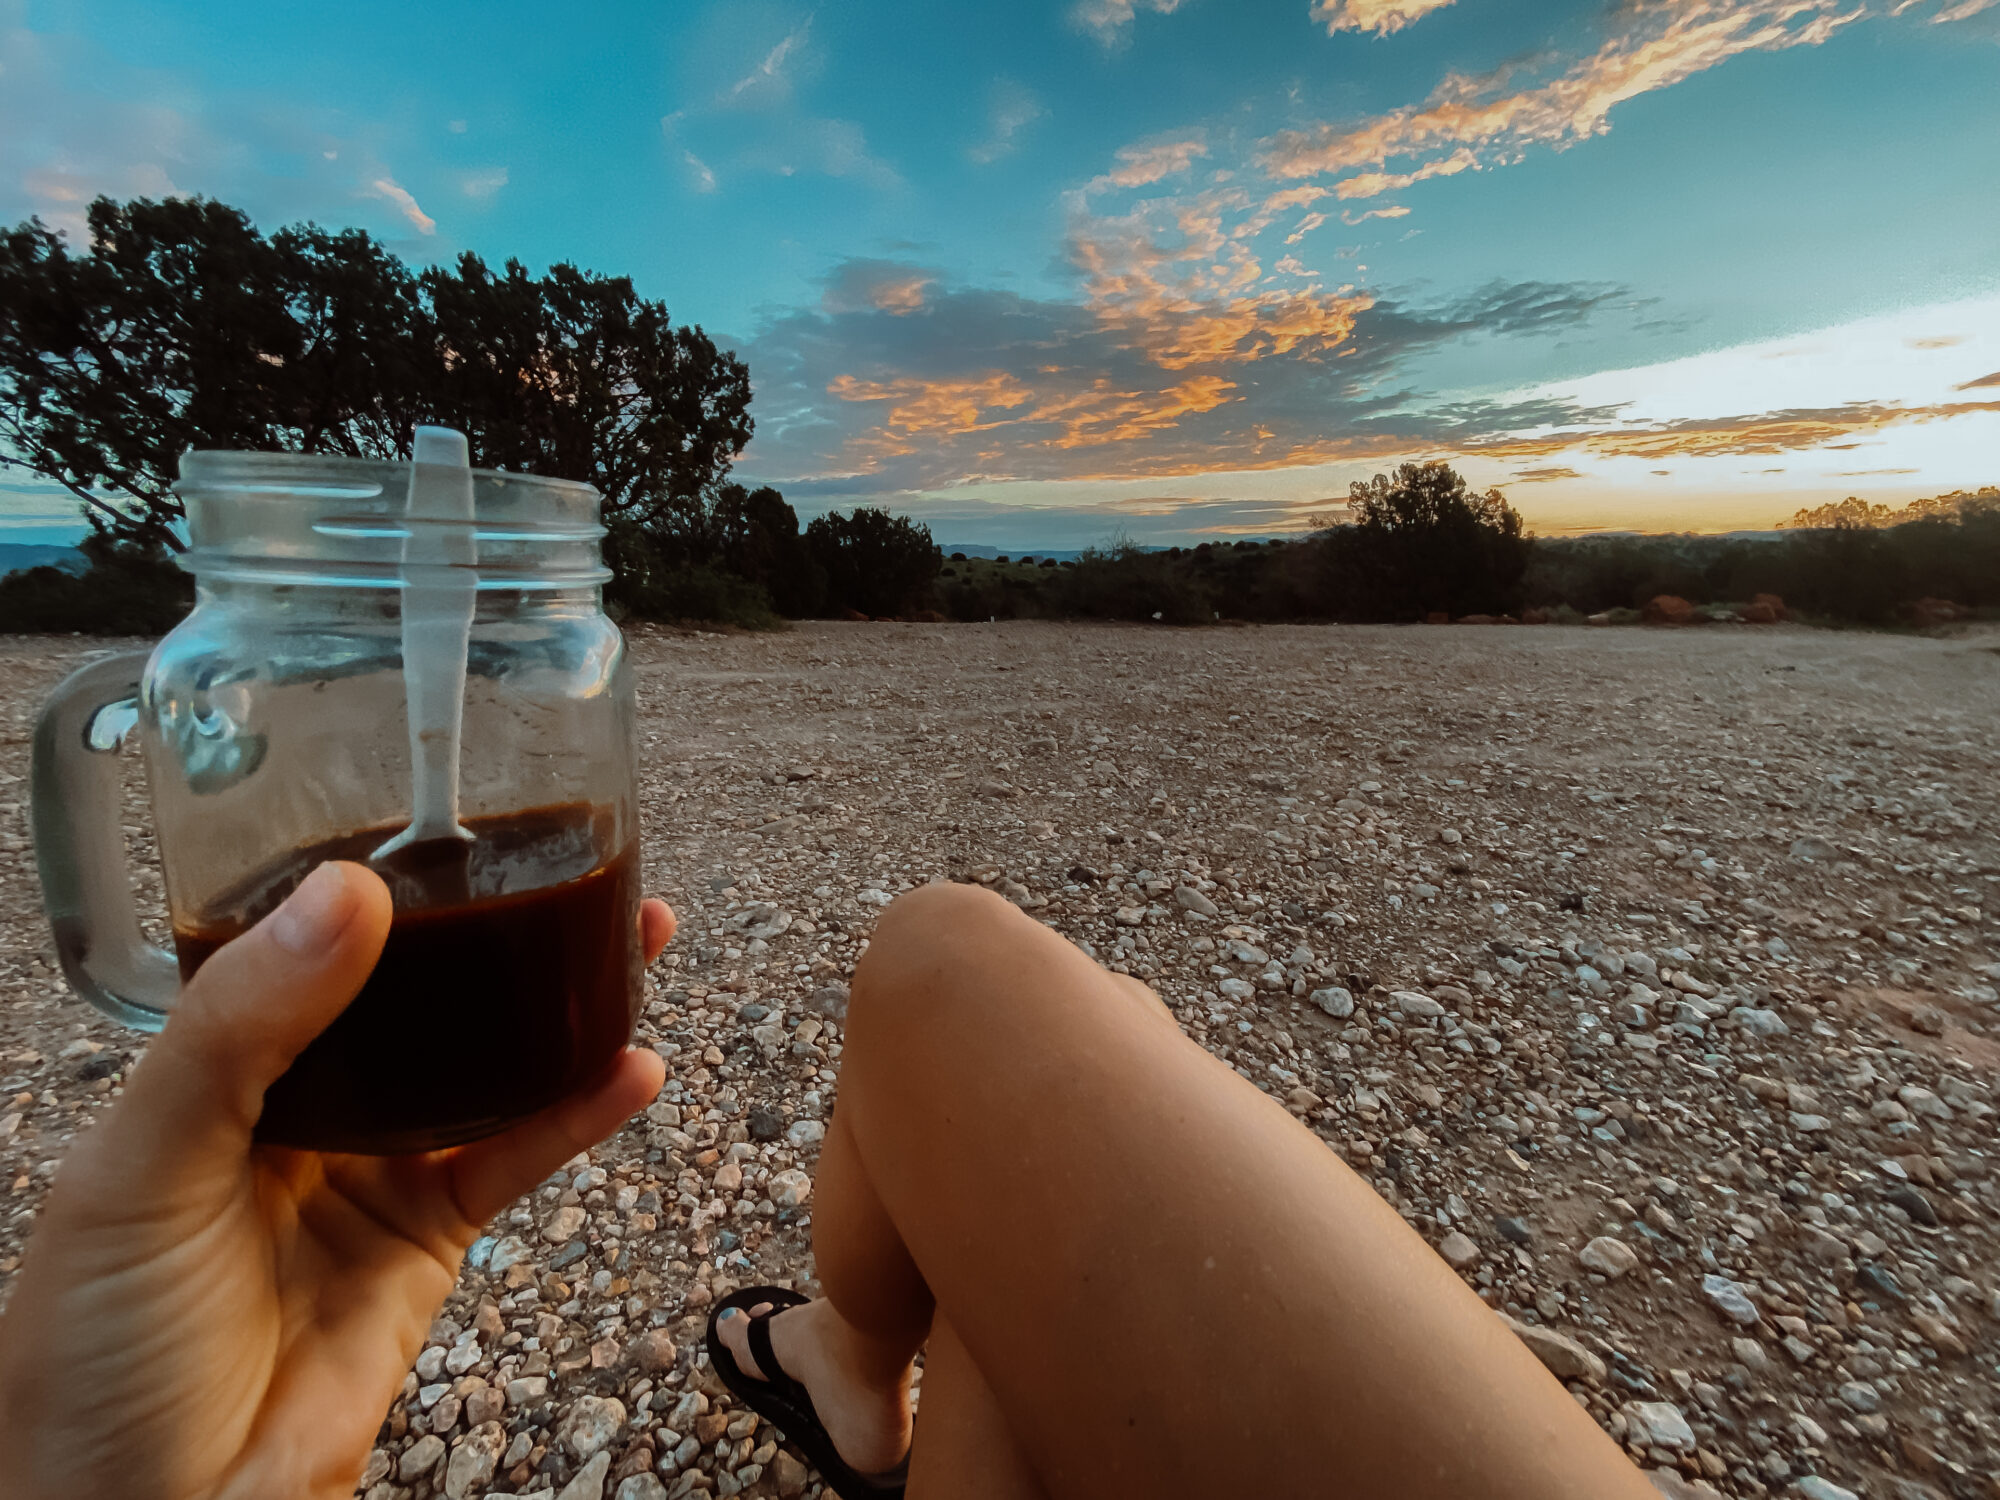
31, 652, 181, 1033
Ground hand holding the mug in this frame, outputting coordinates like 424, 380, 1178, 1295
0, 862, 673, 1500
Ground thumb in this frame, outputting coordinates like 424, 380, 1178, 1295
118, 861, 393, 1158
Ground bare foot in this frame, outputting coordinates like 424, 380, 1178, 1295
717, 1298, 914, 1475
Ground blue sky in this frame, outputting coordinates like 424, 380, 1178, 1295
4, 0, 1998, 546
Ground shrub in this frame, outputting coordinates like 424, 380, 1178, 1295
608, 562, 779, 629
804, 507, 942, 618
0, 535, 191, 635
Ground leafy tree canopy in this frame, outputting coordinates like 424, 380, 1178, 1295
0, 196, 752, 554
804, 507, 941, 619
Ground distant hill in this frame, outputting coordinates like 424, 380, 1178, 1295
0, 543, 86, 577
940, 542, 1184, 561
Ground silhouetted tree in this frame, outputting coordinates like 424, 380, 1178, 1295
711, 483, 824, 616
805, 507, 940, 617
0, 198, 431, 548
0, 196, 753, 583
1319, 460, 1529, 619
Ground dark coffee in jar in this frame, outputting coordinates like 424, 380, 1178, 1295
173, 803, 640, 1155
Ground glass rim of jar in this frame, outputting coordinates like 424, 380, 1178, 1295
173, 448, 613, 591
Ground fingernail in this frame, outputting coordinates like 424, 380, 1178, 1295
269, 864, 354, 956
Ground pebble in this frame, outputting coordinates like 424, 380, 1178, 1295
1175, 885, 1219, 916
635, 1329, 678, 1373
1835, 1380, 1880, 1414
1789, 1479, 1858, 1500
1701, 1275, 1761, 1327
773, 1450, 810, 1496
1731, 1008, 1789, 1038
558, 1395, 626, 1462
398, 1434, 446, 1482
542, 1206, 587, 1244
1501, 1314, 1607, 1383
1438, 1230, 1480, 1268
444, 1421, 506, 1499
1309, 986, 1355, 1018
1885, 1184, 1938, 1226
1579, 1236, 1639, 1279
1622, 1401, 1696, 1453
556, 1450, 612, 1500
771, 1169, 813, 1208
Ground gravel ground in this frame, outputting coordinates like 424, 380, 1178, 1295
2, 620, 1998, 1500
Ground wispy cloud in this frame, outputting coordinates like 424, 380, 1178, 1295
1072, 0, 1194, 47
1954, 370, 2000, 390
363, 176, 435, 235
1894, 0, 2000, 20
1466, 398, 2000, 463
459, 167, 508, 199
1511, 465, 1583, 482
1085, 136, 1208, 193
1264, 0, 1863, 183
1341, 203, 1410, 224
968, 78, 1046, 164
1310, 0, 1456, 36
728, 19, 811, 102
1284, 211, 1329, 242
1333, 145, 1479, 199
662, 26, 897, 194
680, 147, 718, 193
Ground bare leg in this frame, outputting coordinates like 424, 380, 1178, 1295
906, 1316, 1048, 1500
724, 883, 1656, 1498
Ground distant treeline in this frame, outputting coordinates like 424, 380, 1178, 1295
931, 474, 2000, 629
3, 464, 1995, 635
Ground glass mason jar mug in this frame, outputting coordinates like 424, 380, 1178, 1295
31, 448, 642, 1154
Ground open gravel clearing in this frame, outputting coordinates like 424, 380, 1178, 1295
2, 620, 1998, 1500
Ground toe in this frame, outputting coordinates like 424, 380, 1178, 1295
717, 1303, 776, 1381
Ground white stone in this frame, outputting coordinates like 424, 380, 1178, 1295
1579, 1236, 1639, 1279
542, 1205, 587, 1243
1621, 1401, 1696, 1454
558, 1395, 627, 1462
556, 1451, 613, 1500
445, 1422, 507, 1499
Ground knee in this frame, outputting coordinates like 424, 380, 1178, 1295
865, 879, 1022, 974
848, 881, 1024, 1029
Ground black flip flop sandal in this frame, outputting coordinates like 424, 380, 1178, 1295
704, 1285, 910, 1500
